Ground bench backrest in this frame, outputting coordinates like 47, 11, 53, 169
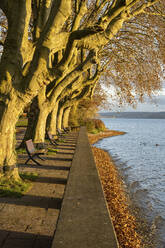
57, 128, 63, 135
47, 131, 53, 140
25, 139, 35, 154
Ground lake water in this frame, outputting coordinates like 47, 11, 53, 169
95, 118, 165, 248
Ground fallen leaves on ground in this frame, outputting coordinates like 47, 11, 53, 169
89, 131, 142, 248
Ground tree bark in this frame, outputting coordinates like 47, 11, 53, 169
20, 96, 50, 146
69, 103, 79, 127
57, 104, 64, 130
48, 101, 59, 135
62, 107, 71, 128
19, 97, 39, 148
0, 94, 24, 178
33, 107, 50, 144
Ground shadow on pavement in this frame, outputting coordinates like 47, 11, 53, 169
0, 229, 52, 248
0, 195, 62, 209
18, 164, 70, 171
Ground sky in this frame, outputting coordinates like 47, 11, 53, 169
121, 88, 165, 112
120, 94, 165, 112
105, 85, 165, 112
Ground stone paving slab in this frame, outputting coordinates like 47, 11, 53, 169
0, 131, 78, 248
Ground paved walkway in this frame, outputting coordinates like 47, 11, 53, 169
0, 127, 118, 248
0, 130, 78, 248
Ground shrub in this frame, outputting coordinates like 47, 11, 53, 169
83, 119, 106, 133
93, 119, 106, 131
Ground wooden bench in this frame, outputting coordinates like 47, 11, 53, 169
25, 139, 46, 166
57, 128, 66, 137
46, 131, 58, 146
63, 127, 70, 133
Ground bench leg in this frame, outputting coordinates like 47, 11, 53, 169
50, 139, 57, 146
37, 155, 45, 161
25, 157, 30, 164
31, 155, 42, 165
25, 155, 42, 166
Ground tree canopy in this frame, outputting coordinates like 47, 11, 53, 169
0, 0, 165, 178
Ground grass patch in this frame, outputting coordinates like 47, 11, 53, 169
82, 119, 106, 134
20, 172, 38, 181
88, 128, 106, 134
89, 129, 100, 134
47, 148, 58, 155
0, 172, 38, 198
16, 118, 28, 127
57, 139, 64, 143
16, 148, 26, 154
0, 178, 31, 197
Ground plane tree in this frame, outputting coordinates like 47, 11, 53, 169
69, 82, 108, 127
0, 0, 164, 179
0, 0, 99, 177
20, 50, 97, 147
55, 68, 100, 131
69, 2, 165, 122
23, 6, 165, 147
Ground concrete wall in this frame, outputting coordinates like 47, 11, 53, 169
51, 127, 119, 248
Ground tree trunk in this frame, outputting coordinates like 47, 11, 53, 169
19, 97, 39, 148
48, 101, 59, 135
62, 107, 71, 128
20, 96, 50, 146
33, 108, 49, 144
0, 96, 24, 179
69, 103, 79, 127
57, 105, 64, 130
